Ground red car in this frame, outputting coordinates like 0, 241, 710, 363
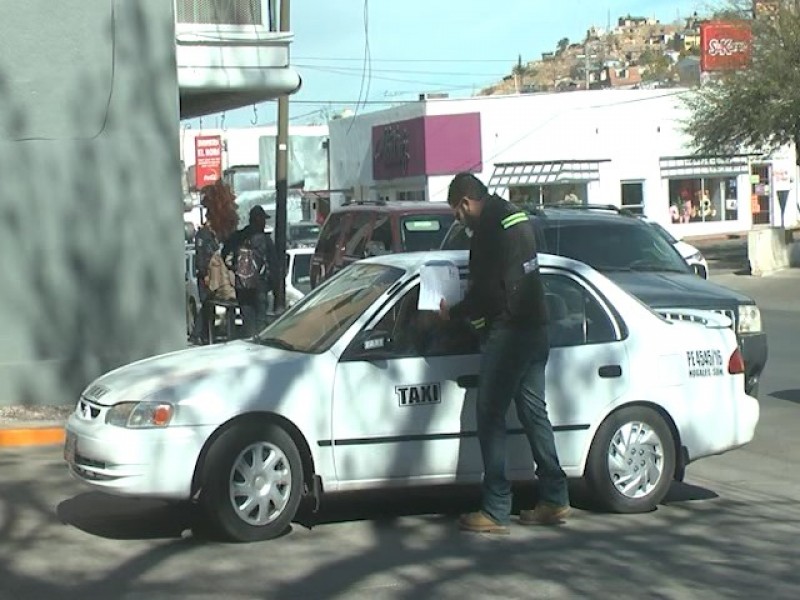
310, 200, 455, 288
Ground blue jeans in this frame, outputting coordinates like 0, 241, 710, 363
477, 323, 568, 524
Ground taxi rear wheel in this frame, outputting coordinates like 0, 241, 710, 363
199, 422, 303, 542
585, 406, 675, 513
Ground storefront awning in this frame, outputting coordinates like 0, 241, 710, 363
489, 159, 609, 190
659, 155, 750, 178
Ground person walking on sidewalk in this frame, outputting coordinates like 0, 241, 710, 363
223, 205, 278, 337
439, 172, 570, 534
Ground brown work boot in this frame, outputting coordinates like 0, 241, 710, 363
458, 511, 510, 535
519, 502, 570, 526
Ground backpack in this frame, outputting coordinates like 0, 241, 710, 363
207, 252, 236, 300
235, 237, 262, 289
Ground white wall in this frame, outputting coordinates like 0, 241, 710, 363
328, 103, 426, 199
332, 89, 800, 235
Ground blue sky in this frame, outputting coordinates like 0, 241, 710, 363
187, 0, 705, 129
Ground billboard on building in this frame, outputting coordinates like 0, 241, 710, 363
194, 135, 223, 188
371, 113, 482, 181
700, 20, 752, 72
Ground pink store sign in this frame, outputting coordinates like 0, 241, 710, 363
372, 113, 482, 181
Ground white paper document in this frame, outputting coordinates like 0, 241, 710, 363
417, 260, 464, 311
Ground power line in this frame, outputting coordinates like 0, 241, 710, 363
298, 64, 496, 91
295, 63, 505, 77
294, 56, 515, 63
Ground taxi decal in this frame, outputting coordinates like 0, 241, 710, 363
396, 383, 441, 406
686, 349, 724, 377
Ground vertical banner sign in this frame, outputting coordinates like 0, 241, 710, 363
700, 20, 753, 72
194, 135, 223, 188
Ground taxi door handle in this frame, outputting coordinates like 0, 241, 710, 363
456, 375, 479, 389
598, 365, 622, 378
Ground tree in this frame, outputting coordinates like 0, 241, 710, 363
557, 37, 570, 54
682, 2, 800, 167
639, 47, 673, 82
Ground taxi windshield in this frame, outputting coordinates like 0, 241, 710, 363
253, 264, 403, 353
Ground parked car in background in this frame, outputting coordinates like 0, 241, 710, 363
65, 250, 759, 542
310, 200, 455, 288
287, 221, 321, 249
184, 245, 199, 335
285, 247, 313, 306
441, 204, 766, 396
643, 218, 709, 279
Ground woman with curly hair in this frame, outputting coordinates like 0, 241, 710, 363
190, 179, 240, 344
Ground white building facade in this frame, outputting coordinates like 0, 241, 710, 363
329, 89, 799, 237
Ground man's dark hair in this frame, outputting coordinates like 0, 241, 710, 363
448, 172, 489, 206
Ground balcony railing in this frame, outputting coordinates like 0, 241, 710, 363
175, 0, 277, 30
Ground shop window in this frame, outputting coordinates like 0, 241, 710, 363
509, 183, 587, 206
750, 164, 771, 225
621, 181, 644, 215
668, 177, 738, 224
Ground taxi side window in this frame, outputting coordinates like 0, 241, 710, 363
542, 274, 616, 347
374, 284, 479, 358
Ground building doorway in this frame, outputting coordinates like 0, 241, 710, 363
750, 164, 772, 225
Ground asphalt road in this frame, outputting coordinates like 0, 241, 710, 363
1, 269, 798, 600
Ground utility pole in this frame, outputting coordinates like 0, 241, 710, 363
274, 0, 290, 312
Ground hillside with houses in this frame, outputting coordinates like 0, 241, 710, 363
480, 13, 706, 95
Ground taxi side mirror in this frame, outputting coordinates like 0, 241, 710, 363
344, 329, 393, 360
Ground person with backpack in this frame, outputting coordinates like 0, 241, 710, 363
223, 205, 278, 338
190, 181, 239, 345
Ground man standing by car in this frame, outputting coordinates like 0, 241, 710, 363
439, 172, 570, 534
223, 206, 278, 337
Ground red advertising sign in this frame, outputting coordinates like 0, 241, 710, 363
700, 20, 752, 72
194, 135, 223, 188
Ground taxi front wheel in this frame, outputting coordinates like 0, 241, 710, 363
199, 421, 304, 542
585, 406, 676, 513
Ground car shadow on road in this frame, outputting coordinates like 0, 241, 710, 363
769, 389, 800, 404
57, 478, 720, 542
57, 493, 197, 541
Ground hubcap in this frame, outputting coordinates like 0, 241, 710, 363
229, 442, 292, 526
607, 421, 664, 499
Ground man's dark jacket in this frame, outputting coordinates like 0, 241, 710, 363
450, 194, 548, 330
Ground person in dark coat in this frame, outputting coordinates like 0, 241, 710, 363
440, 172, 569, 534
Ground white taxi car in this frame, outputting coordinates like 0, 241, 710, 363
64, 251, 759, 542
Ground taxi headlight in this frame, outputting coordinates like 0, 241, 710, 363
106, 401, 174, 428
737, 305, 762, 334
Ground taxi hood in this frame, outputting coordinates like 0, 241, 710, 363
81, 341, 304, 406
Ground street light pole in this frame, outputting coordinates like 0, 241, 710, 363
274, 0, 290, 312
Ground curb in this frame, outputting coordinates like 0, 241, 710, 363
0, 426, 65, 448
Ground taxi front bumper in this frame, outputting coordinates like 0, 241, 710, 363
64, 412, 216, 500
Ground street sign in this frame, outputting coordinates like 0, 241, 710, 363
700, 20, 752, 72
195, 135, 223, 189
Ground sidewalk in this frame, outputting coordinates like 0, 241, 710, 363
0, 406, 71, 448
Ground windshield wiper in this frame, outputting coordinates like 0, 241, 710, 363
252, 336, 298, 351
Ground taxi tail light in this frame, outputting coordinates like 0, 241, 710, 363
728, 348, 745, 375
